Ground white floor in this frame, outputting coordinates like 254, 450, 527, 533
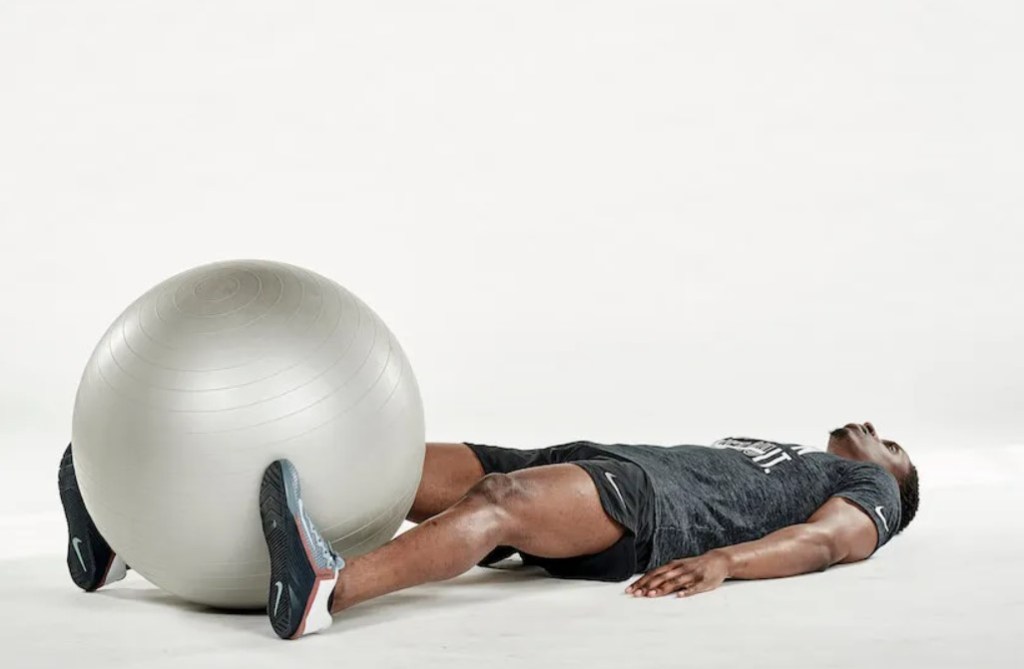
2, 443, 1021, 668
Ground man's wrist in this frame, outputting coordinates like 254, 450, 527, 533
708, 548, 735, 578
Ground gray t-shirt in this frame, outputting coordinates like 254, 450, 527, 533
588, 437, 902, 569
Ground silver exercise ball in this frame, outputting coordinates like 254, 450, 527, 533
71, 260, 425, 609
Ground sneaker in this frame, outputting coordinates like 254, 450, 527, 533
57, 443, 128, 592
259, 459, 345, 640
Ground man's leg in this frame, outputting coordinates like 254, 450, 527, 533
331, 463, 625, 612
259, 457, 625, 638
406, 443, 486, 523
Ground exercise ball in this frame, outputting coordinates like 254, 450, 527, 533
71, 260, 425, 609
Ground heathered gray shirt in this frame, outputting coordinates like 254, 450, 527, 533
588, 437, 902, 569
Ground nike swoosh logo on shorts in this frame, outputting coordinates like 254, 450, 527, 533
604, 472, 626, 506
71, 537, 87, 571
874, 506, 890, 533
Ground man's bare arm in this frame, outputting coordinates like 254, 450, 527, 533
625, 497, 879, 598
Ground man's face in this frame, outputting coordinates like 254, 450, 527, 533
827, 421, 912, 480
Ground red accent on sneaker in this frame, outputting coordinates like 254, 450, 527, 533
290, 513, 338, 639
98, 552, 117, 588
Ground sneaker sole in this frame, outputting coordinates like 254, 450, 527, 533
58, 445, 126, 591
259, 461, 338, 640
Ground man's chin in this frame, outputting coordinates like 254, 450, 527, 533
826, 430, 847, 455
827, 440, 858, 459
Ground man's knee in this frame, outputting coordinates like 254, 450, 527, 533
462, 473, 528, 545
465, 472, 523, 508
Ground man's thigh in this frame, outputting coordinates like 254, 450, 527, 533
498, 463, 626, 559
409, 443, 487, 522
412, 441, 599, 522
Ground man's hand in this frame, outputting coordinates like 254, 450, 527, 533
625, 550, 730, 598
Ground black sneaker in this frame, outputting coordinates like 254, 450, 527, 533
57, 443, 127, 592
259, 459, 345, 640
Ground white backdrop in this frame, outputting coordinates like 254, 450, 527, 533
2, 3, 1023, 667
1, 2, 1022, 507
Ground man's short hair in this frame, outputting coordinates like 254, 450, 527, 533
896, 463, 919, 535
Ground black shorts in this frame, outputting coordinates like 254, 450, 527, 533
462, 440, 655, 582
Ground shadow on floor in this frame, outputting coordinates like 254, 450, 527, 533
90, 562, 559, 636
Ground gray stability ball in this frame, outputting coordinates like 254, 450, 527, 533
71, 260, 425, 608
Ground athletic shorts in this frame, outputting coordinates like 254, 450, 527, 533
462, 440, 655, 582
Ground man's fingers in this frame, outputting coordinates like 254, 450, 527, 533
626, 573, 657, 593
638, 569, 699, 597
626, 564, 680, 594
626, 569, 663, 591
642, 568, 684, 594
627, 560, 713, 598
646, 572, 697, 597
634, 567, 686, 596
625, 555, 726, 600
626, 578, 650, 594
630, 577, 662, 595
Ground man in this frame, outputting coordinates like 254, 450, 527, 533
59, 421, 920, 641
